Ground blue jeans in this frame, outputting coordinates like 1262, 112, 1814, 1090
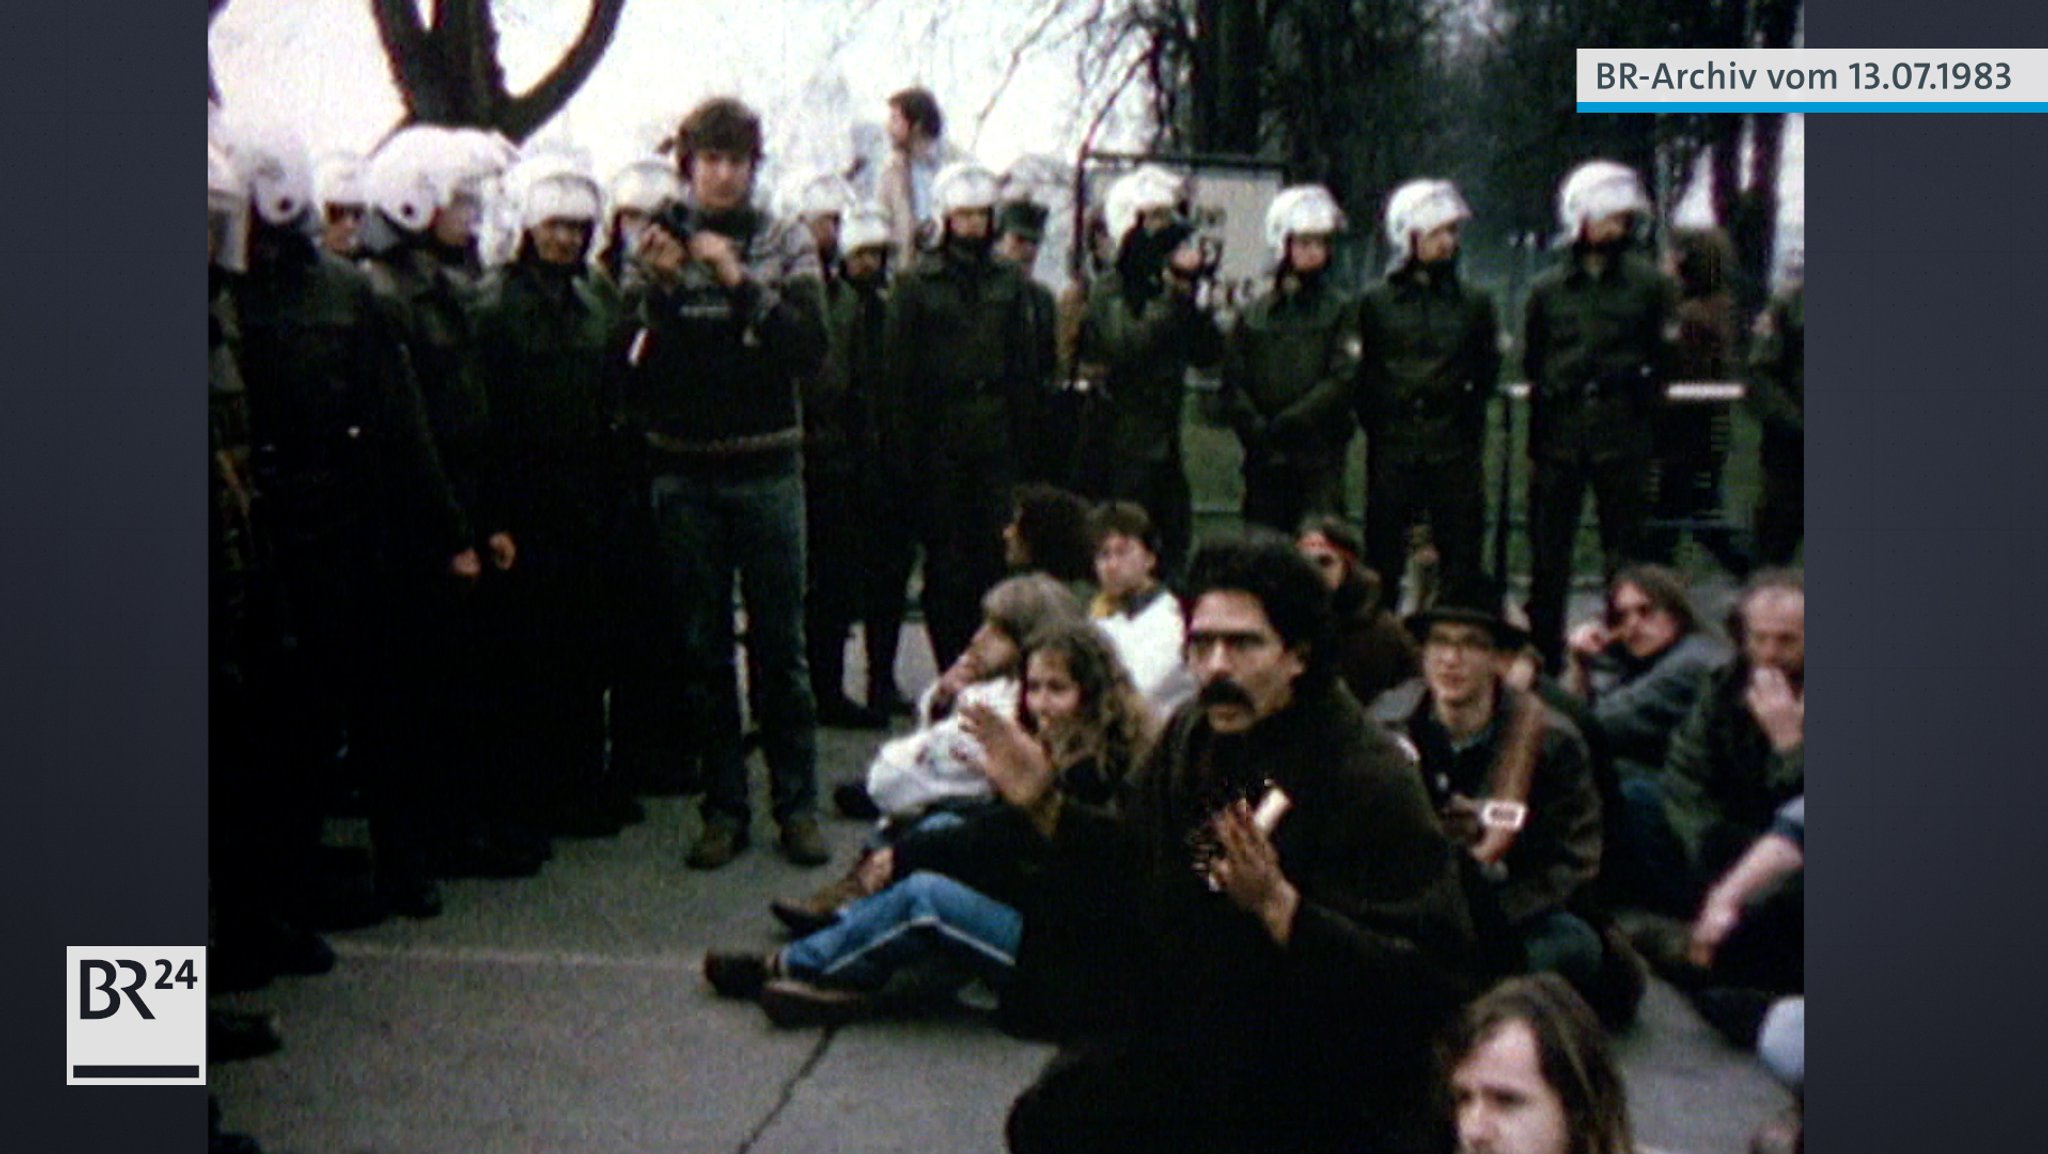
651, 465, 817, 828
781, 870, 1022, 992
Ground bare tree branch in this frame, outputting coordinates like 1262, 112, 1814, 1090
499, 0, 628, 140
971, 0, 1077, 143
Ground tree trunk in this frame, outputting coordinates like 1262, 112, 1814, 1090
370, 0, 628, 143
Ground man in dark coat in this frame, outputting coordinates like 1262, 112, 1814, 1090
1520, 160, 1681, 669
222, 124, 472, 920
1356, 179, 1502, 613
472, 156, 639, 842
1072, 165, 1223, 579
989, 532, 1478, 1154
881, 161, 1042, 672
1368, 585, 1603, 992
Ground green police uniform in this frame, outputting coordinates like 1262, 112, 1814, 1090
1074, 273, 1223, 578
883, 241, 1039, 669
1356, 261, 1502, 605
1521, 248, 1679, 666
1216, 273, 1360, 534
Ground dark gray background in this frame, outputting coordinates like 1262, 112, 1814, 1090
3, 1, 2042, 1148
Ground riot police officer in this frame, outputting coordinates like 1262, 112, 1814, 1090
1521, 160, 1680, 669
472, 153, 642, 841
1073, 164, 1223, 579
1217, 184, 1360, 534
221, 118, 471, 919
882, 161, 1042, 671
1357, 178, 1502, 612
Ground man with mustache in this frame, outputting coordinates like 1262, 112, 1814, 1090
990, 531, 1478, 1154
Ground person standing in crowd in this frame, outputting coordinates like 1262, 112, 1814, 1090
1357, 179, 1501, 614
1369, 582, 1604, 993
312, 151, 367, 258
219, 119, 472, 921
1647, 226, 1750, 573
1521, 160, 1680, 669
993, 197, 1072, 488
1087, 501, 1196, 715
882, 161, 1040, 672
595, 154, 695, 797
1440, 974, 1636, 1154
1073, 164, 1223, 580
801, 199, 901, 727
1748, 280, 1805, 566
1002, 532, 1478, 1154
597, 157, 681, 289
472, 153, 642, 842
788, 172, 888, 729
358, 125, 536, 880
622, 96, 831, 870
878, 86, 962, 268
1215, 184, 1359, 534
1295, 516, 1417, 711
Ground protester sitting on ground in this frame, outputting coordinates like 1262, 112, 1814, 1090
1562, 565, 1730, 778
1622, 569, 1804, 916
708, 621, 1156, 1029
1087, 501, 1197, 715
1439, 973, 1635, 1154
1003, 531, 1479, 1154
1002, 483, 1098, 590
1369, 581, 1605, 996
1295, 516, 1418, 710
828, 572, 1084, 819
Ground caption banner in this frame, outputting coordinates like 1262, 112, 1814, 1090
1577, 49, 2048, 111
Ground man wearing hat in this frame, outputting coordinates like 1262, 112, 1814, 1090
1369, 578, 1605, 992
994, 198, 1072, 487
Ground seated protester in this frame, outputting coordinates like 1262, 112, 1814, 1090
1002, 482, 1098, 592
862, 573, 1087, 820
1088, 501, 1197, 714
1624, 569, 1804, 916
1002, 532, 1478, 1154
1295, 516, 1418, 710
707, 621, 1157, 1029
1674, 795, 1805, 1049
1439, 974, 1635, 1154
1562, 565, 1731, 778
1369, 583, 1604, 994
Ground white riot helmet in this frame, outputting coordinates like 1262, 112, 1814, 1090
788, 173, 855, 223
1383, 179, 1470, 269
931, 162, 1001, 217
1555, 160, 1650, 247
841, 205, 891, 255
1105, 163, 1183, 247
1263, 185, 1345, 262
313, 152, 368, 211
519, 159, 603, 232
220, 119, 316, 229
364, 125, 515, 243
209, 142, 250, 274
609, 158, 680, 218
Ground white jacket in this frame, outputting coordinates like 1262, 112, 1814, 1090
1095, 586, 1197, 716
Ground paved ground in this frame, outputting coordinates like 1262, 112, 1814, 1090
212, 598, 1791, 1154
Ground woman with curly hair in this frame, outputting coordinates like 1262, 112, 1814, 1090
704, 621, 1157, 1029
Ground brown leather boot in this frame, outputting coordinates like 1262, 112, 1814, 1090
769, 856, 872, 934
